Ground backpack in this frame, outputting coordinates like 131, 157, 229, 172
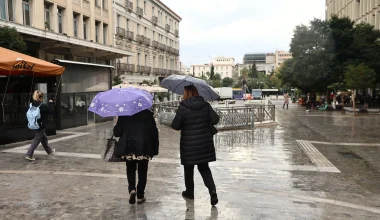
26, 103, 42, 130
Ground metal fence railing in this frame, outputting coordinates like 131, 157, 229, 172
154, 101, 276, 130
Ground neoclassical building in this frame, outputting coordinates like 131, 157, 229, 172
113, 0, 181, 83
326, 0, 380, 29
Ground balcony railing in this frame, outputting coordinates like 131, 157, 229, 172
137, 65, 145, 73
126, 30, 134, 40
116, 27, 125, 37
152, 40, 159, 48
117, 63, 135, 72
152, 16, 158, 25
136, 6, 143, 16
165, 24, 170, 32
136, 34, 144, 43
174, 29, 179, 37
144, 66, 152, 73
144, 37, 151, 46
153, 68, 159, 74
164, 45, 170, 52
126, 0, 133, 12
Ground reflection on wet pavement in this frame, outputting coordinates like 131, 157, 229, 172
0, 100, 380, 219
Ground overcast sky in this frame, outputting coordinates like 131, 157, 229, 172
162, 0, 326, 65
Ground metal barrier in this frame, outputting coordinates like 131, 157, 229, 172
155, 101, 276, 130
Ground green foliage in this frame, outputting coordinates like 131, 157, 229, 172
282, 16, 380, 92
112, 75, 123, 86
156, 92, 170, 102
240, 68, 249, 79
345, 64, 376, 90
222, 77, 234, 87
209, 64, 215, 80
142, 80, 154, 86
0, 26, 27, 53
248, 64, 258, 78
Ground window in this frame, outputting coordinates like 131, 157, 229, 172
152, 7, 154, 15
73, 14, 77, 37
95, 23, 99, 42
145, 55, 148, 66
153, 31, 155, 40
137, 53, 140, 65
144, 27, 147, 36
126, 19, 129, 30
58, 8, 63, 33
102, 0, 107, 9
117, 14, 120, 27
158, 11, 161, 23
103, 25, 107, 44
137, 24, 140, 34
1, 0, 14, 21
143, 1, 146, 14
83, 19, 88, 40
95, 0, 100, 7
0, 0, 6, 20
22, 0, 31, 26
44, 4, 50, 30
136, 0, 139, 7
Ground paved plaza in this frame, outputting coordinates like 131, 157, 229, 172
1, 100, 380, 219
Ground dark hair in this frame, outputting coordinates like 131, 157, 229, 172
183, 85, 199, 100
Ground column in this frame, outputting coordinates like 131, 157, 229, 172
90, 0, 96, 41
14, 0, 22, 24
32, 0, 44, 29
66, 0, 74, 36
52, 3, 58, 33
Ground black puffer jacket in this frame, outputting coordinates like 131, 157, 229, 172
113, 110, 159, 157
171, 96, 219, 165
31, 100, 55, 130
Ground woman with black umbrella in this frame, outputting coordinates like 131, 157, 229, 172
171, 85, 220, 206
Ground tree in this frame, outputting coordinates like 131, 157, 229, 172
222, 77, 234, 87
240, 68, 249, 79
345, 64, 376, 115
0, 26, 27, 53
142, 80, 154, 86
209, 64, 215, 80
249, 64, 258, 78
113, 75, 123, 86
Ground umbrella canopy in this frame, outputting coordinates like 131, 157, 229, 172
113, 83, 168, 93
160, 74, 219, 101
88, 88, 153, 117
0, 47, 64, 76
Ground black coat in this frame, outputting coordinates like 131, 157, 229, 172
171, 96, 219, 166
113, 110, 159, 157
31, 100, 55, 130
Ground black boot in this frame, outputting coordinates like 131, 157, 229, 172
210, 190, 218, 206
182, 191, 194, 200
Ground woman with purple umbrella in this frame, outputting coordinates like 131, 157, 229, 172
88, 88, 159, 204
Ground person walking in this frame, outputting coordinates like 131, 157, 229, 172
113, 109, 159, 205
25, 90, 55, 161
283, 93, 289, 109
171, 85, 220, 206
306, 93, 311, 112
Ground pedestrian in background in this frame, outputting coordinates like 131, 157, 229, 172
283, 93, 289, 109
306, 93, 311, 112
25, 90, 55, 161
113, 109, 159, 205
171, 85, 220, 206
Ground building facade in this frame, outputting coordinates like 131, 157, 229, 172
243, 53, 266, 64
113, 0, 181, 83
274, 50, 292, 68
0, 0, 132, 63
326, 0, 380, 29
190, 57, 235, 79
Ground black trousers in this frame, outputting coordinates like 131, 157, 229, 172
126, 160, 149, 198
184, 163, 216, 195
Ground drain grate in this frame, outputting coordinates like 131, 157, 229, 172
338, 151, 363, 159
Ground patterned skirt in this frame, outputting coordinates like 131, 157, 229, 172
121, 154, 152, 161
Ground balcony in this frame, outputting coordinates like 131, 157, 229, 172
165, 24, 170, 32
126, 31, 134, 40
117, 63, 135, 72
164, 45, 170, 52
144, 37, 151, 46
137, 65, 145, 73
153, 68, 160, 74
126, 0, 133, 12
152, 16, 158, 25
144, 66, 152, 74
136, 34, 144, 43
174, 29, 179, 37
136, 6, 143, 17
152, 40, 159, 48
116, 27, 125, 37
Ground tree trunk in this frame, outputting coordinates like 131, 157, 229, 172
352, 89, 357, 116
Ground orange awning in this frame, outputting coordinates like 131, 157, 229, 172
0, 47, 64, 76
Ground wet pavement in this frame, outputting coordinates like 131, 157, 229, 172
1, 100, 380, 219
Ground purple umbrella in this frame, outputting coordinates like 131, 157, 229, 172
88, 88, 153, 117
